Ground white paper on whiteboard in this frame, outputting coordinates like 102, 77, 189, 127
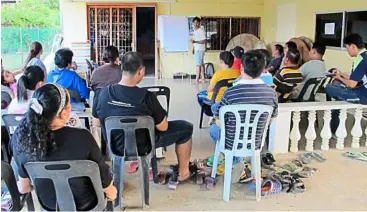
325, 23, 335, 35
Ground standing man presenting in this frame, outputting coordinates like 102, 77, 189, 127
191, 17, 206, 84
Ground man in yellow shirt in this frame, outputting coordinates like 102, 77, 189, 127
197, 51, 240, 116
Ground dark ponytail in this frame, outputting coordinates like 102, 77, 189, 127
23, 42, 43, 70
14, 84, 69, 160
17, 66, 45, 102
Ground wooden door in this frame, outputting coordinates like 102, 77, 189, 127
88, 6, 134, 63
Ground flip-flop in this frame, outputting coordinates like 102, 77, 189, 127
196, 170, 206, 185
200, 176, 216, 191
300, 153, 312, 164
261, 179, 283, 196
289, 177, 306, 193
277, 162, 303, 174
158, 171, 169, 185
297, 167, 318, 178
311, 152, 326, 162
207, 155, 225, 167
216, 164, 225, 176
344, 152, 367, 162
127, 161, 139, 173
168, 173, 179, 190
292, 160, 303, 168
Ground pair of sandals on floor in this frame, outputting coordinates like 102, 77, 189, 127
344, 152, 367, 162
157, 159, 216, 190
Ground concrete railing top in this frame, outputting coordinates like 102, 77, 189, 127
278, 101, 367, 112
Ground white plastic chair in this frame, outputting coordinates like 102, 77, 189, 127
210, 104, 273, 202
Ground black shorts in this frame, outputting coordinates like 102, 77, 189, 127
155, 120, 193, 148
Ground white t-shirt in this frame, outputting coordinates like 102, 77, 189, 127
193, 27, 206, 52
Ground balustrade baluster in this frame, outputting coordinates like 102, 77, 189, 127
290, 111, 301, 153
320, 110, 332, 151
305, 110, 316, 151
351, 108, 363, 148
336, 109, 347, 149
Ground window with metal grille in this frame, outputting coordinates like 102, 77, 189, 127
201, 17, 260, 51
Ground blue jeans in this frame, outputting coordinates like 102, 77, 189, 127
209, 124, 242, 164
197, 90, 213, 116
325, 84, 360, 103
325, 84, 360, 133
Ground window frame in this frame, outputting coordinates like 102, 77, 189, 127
315, 9, 367, 50
198, 16, 261, 52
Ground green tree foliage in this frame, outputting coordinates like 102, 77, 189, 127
1, 0, 60, 27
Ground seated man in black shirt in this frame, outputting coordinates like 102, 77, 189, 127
93, 52, 193, 181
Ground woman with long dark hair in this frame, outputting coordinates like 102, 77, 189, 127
10, 83, 116, 210
8, 66, 45, 114
23, 42, 47, 75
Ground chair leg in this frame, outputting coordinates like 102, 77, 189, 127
223, 153, 234, 202
151, 156, 159, 184
211, 143, 220, 179
138, 156, 150, 209
254, 150, 262, 201
199, 107, 204, 129
113, 157, 125, 209
26, 193, 35, 211
223, 154, 233, 202
106, 201, 114, 211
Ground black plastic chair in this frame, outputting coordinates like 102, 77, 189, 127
199, 78, 235, 128
317, 76, 333, 101
292, 77, 324, 102
2, 114, 23, 136
143, 86, 170, 115
1, 161, 35, 211
143, 86, 170, 152
68, 89, 82, 103
86, 59, 96, 88
24, 160, 113, 211
105, 116, 158, 210
204, 62, 216, 79
1, 126, 11, 162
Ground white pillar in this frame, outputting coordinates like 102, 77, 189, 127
268, 111, 292, 154
305, 110, 316, 152
290, 111, 301, 153
336, 109, 347, 149
351, 108, 363, 148
320, 110, 332, 151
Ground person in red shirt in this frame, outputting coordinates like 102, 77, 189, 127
231, 46, 245, 74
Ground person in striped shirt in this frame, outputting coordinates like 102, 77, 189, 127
209, 50, 278, 182
273, 48, 303, 100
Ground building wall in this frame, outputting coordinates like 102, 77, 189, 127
61, 1, 88, 48
60, 0, 265, 78
61, 0, 367, 77
263, 0, 367, 74
157, 0, 265, 78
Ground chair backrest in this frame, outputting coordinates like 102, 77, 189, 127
143, 86, 170, 115
1, 161, 23, 211
1, 91, 12, 109
24, 160, 107, 211
67, 89, 82, 102
2, 114, 24, 135
211, 78, 235, 102
104, 116, 155, 160
296, 77, 324, 102
219, 104, 273, 156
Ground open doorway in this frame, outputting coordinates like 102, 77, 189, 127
136, 7, 155, 77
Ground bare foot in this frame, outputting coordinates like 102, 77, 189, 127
178, 170, 191, 181
193, 79, 199, 84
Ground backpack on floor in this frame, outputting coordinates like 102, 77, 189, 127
204, 62, 215, 79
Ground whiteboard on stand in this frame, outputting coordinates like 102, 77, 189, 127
158, 15, 189, 52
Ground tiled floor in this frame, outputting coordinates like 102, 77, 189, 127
29, 78, 367, 211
